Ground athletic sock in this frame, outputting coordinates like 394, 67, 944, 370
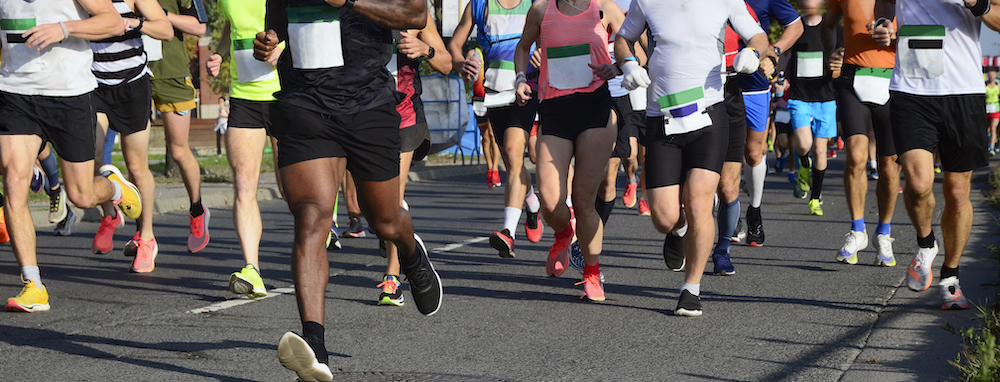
503, 207, 521, 238
680, 282, 700, 296
39, 151, 60, 189
811, 168, 826, 200
595, 197, 615, 225
21, 266, 41, 286
554, 224, 574, 241
940, 265, 959, 280
852, 219, 865, 233
917, 232, 936, 248
869, 159, 877, 171
799, 153, 812, 170
190, 199, 205, 217
583, 263, 600, 277
714, 199, 739, 254
301, 321, 329, 365
876, 222, 891, 236
111, 181, 122, 203
525, 185, 540, 213
750, 161, 766, 208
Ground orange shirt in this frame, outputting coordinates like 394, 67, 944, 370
829, 0, 896, 68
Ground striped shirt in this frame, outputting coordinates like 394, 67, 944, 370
91, 0, 150, 86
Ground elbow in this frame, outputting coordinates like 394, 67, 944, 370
403, 0, 428, 29
192, 25, 207, 38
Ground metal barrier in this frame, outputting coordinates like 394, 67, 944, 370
421, 74, 479, 165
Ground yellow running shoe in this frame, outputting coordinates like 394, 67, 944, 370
809, 199, 823, 216
229, 264, 267, 299
100, 164, 142, 220
6, 278, 49, 312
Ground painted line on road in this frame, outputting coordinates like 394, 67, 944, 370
187, 237, 489, 314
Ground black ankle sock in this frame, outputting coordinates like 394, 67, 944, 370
941, 265, 959, 280
917, 232, 936, 248
811, 169, 826, 200
747, 205, 761, 220
48, 184, 60, 198
301, 321, 328, 364
798, 154, 811, 169
595, 198, 615, 226
190, 199, 204, 217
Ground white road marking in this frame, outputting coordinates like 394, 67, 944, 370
187, 237, 488, 314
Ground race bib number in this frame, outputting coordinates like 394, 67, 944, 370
233, 38, 275, 83
287, 6, 344, 70
484, 59, 516, 92
796, 51, 823, 79
897, 25, 944, 79
853, 67, 891, 105
629, 87, 646, 112
774, 109, 791, 124
142, 35, 162, 62
658, 87, 711, 136
546, 44, 593, 90
1, 18, 43, 73
988, 103, 999, 114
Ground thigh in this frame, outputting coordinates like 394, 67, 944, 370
226, 127, 268, 172
281, 158, 343, 214
535, 135, 575, 201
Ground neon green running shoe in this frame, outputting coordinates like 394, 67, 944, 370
797, 160, 811, 194
229, 264, 267, 299
377, 275, 404, 306
809, 199, 823, 216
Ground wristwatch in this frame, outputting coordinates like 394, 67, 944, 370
772, 46, 782, 57
423, 46, 436, 60
343, 0, 357, 9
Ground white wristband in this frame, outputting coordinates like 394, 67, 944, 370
58, 22, 68, 40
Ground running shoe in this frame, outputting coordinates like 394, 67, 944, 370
490, 228, 515, 258
92, 211, 124, 254
123, 231, 140, 257
48, 187, 67, 224
5, 278, 49, 313
872, 234, 896, 267
343, 215, 366, 238
229, 264, 267, 298
906, 242, 938, 292
622, 181, 638, 208
730, 219, 746, 243
662, 233, 685, 272
776, 156, 787, 172
490, 170, 502, 188
568, 241, 605, 282
400, 234, 442, 316
100, 164, 142, 220
712, 251, 735, 275
0, 207, 9, 244
939, 277, 969, 310
868, 167, 879, 180
278, 332, 333, 382
30, 165, 45, 193
53, 208, 77, 237
836, 230, 868, 265
788, 171, 797, 185
797, 160, 811, 194
808, 199, 823, 216
129, 237, 158, 273
187, 206, 210, 253
525, 209, 542, 243
837, 136, 844, 150
746, 207, 765, 247
486, 170, 495, 188
674, 290, 702, 317
934, 165, 942, 174
377, 274, 404, 306
576, 271, 605, 302
637, 198, 651, 216
326, 227, 342, 251
547, 230, 573, 277
828, 148, 837, 158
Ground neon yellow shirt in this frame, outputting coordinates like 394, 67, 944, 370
987, 84, 999, 105
220, 0, 282, 101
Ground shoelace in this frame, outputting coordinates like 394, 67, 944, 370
376, 279, 398, 294
97, 216, 118, 235
190, 215, 204, 237
574, 272, 602, 287
549, 238, 570, 258
49, 193, 61, 213
844, 233, 863, 251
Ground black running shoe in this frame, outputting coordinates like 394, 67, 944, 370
662, 233, 685, 272
490, 228, 515, 258
401, 234, 442, 316
746, 206, 765, 247
674, 290, 703, 317
343, 215, 366, 238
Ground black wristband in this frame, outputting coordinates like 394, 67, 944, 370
767, 56, 778, 68
968, 0, 990, 17
136, 16, 144, 31
343, 0, 357, 9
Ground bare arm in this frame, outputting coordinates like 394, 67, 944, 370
514, 0, 544, 105
771, 19, 803, 58
414, 12, 452, 74
133, 0, 173, 41
981, 0, 1000, 32
25, 0, 123, 49
614, 34, 636, 67
166, 11, 206, 37
449, 1, 476, 78
821, 7, 842, 58
747, 32, 775, 78
326, 0, 426, 30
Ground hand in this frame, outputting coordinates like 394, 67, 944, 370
868, 19, 895, 47
206, 53, 222, 77
828, 47, 845, 73
253, 30, 279, 61
460, 50, 481, 82
516, 81, 532, 106
620, 61, 650, 91
24, 23, 68, 50
267, 45, 283, 65
759, 56, 775, 78
734, 48, 760, 74
530, 48, 542, 68
589, 63, 618, 81
124, 17, 140, 32
397, 31, 429, 60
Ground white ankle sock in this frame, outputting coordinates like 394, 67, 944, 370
525, 186, 540, 213
680, 282, 700, 296
503, 207, 521, 238
21, 266, 41, 285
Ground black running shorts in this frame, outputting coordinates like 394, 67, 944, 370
400, 121, 431, 160
836, 66, 895, 157
0, 91, 96, 163
724, 78, 747, 163
228, 98, 275, 134
890, 91, 988, 172
488, 98, 538, 147
538, 83, 614, 142
93, 74, 152, 135
644, 102, 729, 188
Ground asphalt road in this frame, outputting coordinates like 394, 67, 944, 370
0, 158, 997, 381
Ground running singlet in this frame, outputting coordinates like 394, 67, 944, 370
388, 31, 426, 129
472, 0, 537, 107
829, 0, 894, 69
739, 0, 801, 93
268, 0, 395, 116
220, 0, 281, 102
538, 0, 612, 100
0, 0, 96, 96
787, 21, 835, 102
618, 0, 763, 133
150, 0, 194, 80
987, 84, 999, 113
91, 0, 151, 87
889, 0, 984, 96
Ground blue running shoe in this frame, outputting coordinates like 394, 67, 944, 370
712, 251, 736, 275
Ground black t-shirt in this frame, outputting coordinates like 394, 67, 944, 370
788, 21, 838, 102
267, 0, 397, 116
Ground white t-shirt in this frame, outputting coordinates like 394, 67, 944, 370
618, 0, 764, 118
889, 0, 984, 96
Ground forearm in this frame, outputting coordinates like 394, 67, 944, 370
772, 20, 803, 54
513, 43, 531, 78
614, 35, 637, 66
140, 19, 174, 41
348, 0, 427, 30
166, 12, 206, 37
747, 33, 770, 55
427, 49, 452, 74
64, 12, 123, 41
982, 0, 1000, 32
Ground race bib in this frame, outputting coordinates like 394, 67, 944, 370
287, 6, 344, 70
988, 103, 998, 114
897, 25, 944, 79
233, 38, 275, 83
658, 87, 712, 136
484, 59, 516, 92
774, 109, 791, 124
546, 44, 593, 90
483, 90, 516, 108
142, 35, 162, 62
628, 87, 646, 111
1, 18, 43, 73
852, 67, 891, 105
796, 51, 823, 79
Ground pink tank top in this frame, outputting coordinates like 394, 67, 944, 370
538, 0, 613, 101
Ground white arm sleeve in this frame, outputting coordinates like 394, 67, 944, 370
617, 0, 647, 42
729, 0, 766, 42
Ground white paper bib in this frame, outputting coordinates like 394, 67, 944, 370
658, 87, 711, 136
484, 59, 516, 93
852, 67, 892, 105
233, 38, 275, 83
897, 25, 944, 79
796, 51, 823, 79
287, 6, 344, 70
546, 44, 593, 90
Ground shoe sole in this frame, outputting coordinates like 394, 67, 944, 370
123, 240, 138, 257
748, 242, 763, 247
715, 269, 735, 276
102, 165, 142, 220
490, 232, 515, 258
53, 212, 77, 237
378, 296, 405, 306
229, 274, 268, 298
411, 234, 442, 316
674, 308, 703, 317
5, 300, 50, 313
278, 332, 333, 382
874, 258, 896, 267
906, 265, 933, 292
581, 294, 606, 302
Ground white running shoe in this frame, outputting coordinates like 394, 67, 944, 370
872, 234, 896, 267
836, 230, 868, 265
939, 277, 969, 310
906, 242, 938, 292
